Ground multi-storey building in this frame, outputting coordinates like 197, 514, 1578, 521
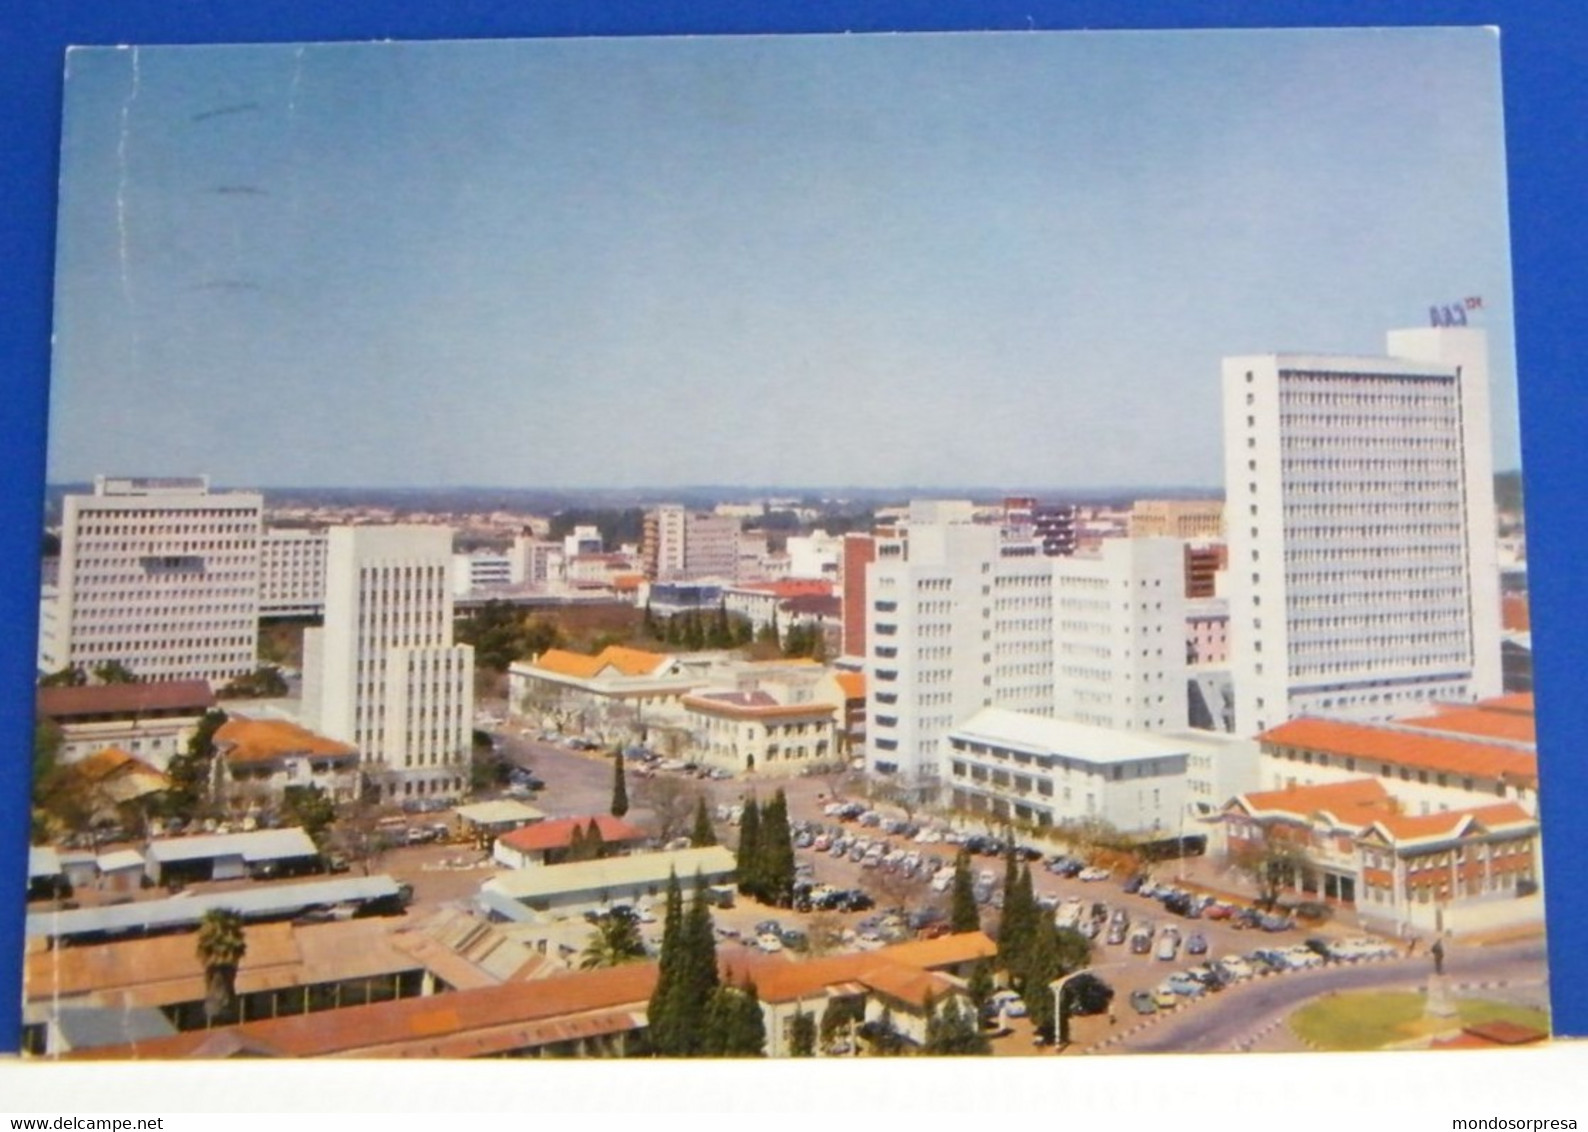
1130, 499, 1225, 541
1051, 537, 1188, 732
641, 505, 739, 581
302, 526, 474, 802
839, 533, 876, 662
452, 550, 513, 596
865, 512, 1190, 791
259, 527, 327, 618
1224, 327, 1502, 735
945, 708, 1190, 836
40, 476, 262, 686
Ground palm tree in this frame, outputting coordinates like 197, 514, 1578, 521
580, 906, 647, 970
196, 908, 248, 1024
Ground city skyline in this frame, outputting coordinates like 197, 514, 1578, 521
50, 29, 1517, 490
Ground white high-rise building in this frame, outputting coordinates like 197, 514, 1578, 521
302, 526, 474, 802
40, 476, 261, 685
1052, 537, 1188, 732
1224, 327, 1502, 736
864, 508, 1188, 792
260, 526, 327, 617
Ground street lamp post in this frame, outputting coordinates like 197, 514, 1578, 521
1049, 960, 1132, 1053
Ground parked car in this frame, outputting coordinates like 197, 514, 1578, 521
1155, 932, 1181, 961
1185, 932, 1209, 956
1129, 989, 1158, 1015
1078, 866, 1111, 882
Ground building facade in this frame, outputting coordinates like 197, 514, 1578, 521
1224, 328, 1502, 735
41, 476, 262, 686
259, 527, 327, 618
945, 708, 1189, 836
302, 526, 474, 802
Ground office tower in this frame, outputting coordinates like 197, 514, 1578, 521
259, 526, 327, 617
40, 476, 261, 685
642, 505, 739, 581
302, 526, 474, 802
1224, 327, 1502, 736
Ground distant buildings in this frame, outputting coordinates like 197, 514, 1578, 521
642, 505, 739, 581
1224, 328, 1502, 735
301, 526, 474, 803
1130, 499, 1224, 541
40, 476, 262, 686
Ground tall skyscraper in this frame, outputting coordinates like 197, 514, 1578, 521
1224, 327, 1502, 736
302, 526, 474, 802
40, 476, 261, 685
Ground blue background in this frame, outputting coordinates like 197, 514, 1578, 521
3, 1, 1583, 1053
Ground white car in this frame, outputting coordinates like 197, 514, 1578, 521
756, 933, 784, 953
1078, 866, 1111, 882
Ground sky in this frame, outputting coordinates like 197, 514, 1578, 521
49, 29, 1518, 490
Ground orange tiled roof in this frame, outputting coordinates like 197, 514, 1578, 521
532, 646, 670, 680
834, 671, 865, 700
1259, 718, 1537, 788
498, 815, 647, 854
215, 717, 356, 765
1235, 778, 1396, 830
1474, 693, 1535, 717
72, 747, 165, 786
1398, 708, 1536, 746
68, 961, 662, 1060
1368, 801, 1534, 844
682, 691, 836, 721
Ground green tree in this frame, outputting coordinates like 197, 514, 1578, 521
1020, 923, 1061, 1042
997, 851, 1037, 979
610, 750, 630, 818
756, 790, 796, 907
38, 666, 87, 688
949, 848, 980, 933
90, 660, 139, 685
647, 872, 686, 1054
867, 1005, 907, 1056
690, 795, 718, 847
580, 906, 647, 969
966, 958, 995, 1018
647, 872, 721, 1057
281, 784, 336, 847
703, 979, 765, 1057
789, 1008, 817, 1057
161, 709, 228, 822
735, 794, 762, 899
196, 908, 248, 1024
924, 996, 991, 1056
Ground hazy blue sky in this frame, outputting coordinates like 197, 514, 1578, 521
50, 29, 1516, 489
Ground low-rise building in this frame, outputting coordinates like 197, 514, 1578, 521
1224, 778, 1541, 936
38, 680, 216, 772
492, 815, 649, 869
479, 845, 736, 920
946, 708, 1189, 837
143, 827, 322, 887
508, 645, 704, 736
214, 716, 361, 809
682, 689, 837, 777
1255, 697, 1538, 818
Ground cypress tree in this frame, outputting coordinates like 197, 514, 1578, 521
611, 750, 629, 818
997, 846, 1034, 977
584, 818, 606, 861
758, 790, 796, 908
736, 795, 762, 899
569, 822, 588, 863
789, 1007, 817, 1057
1022, 923, 1061, 1043
949, 848, 980, 933
679, 876, 720, 1055
647, 871, 686, 1055
691, 795, 718, 847
967, 957, 995, 1018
